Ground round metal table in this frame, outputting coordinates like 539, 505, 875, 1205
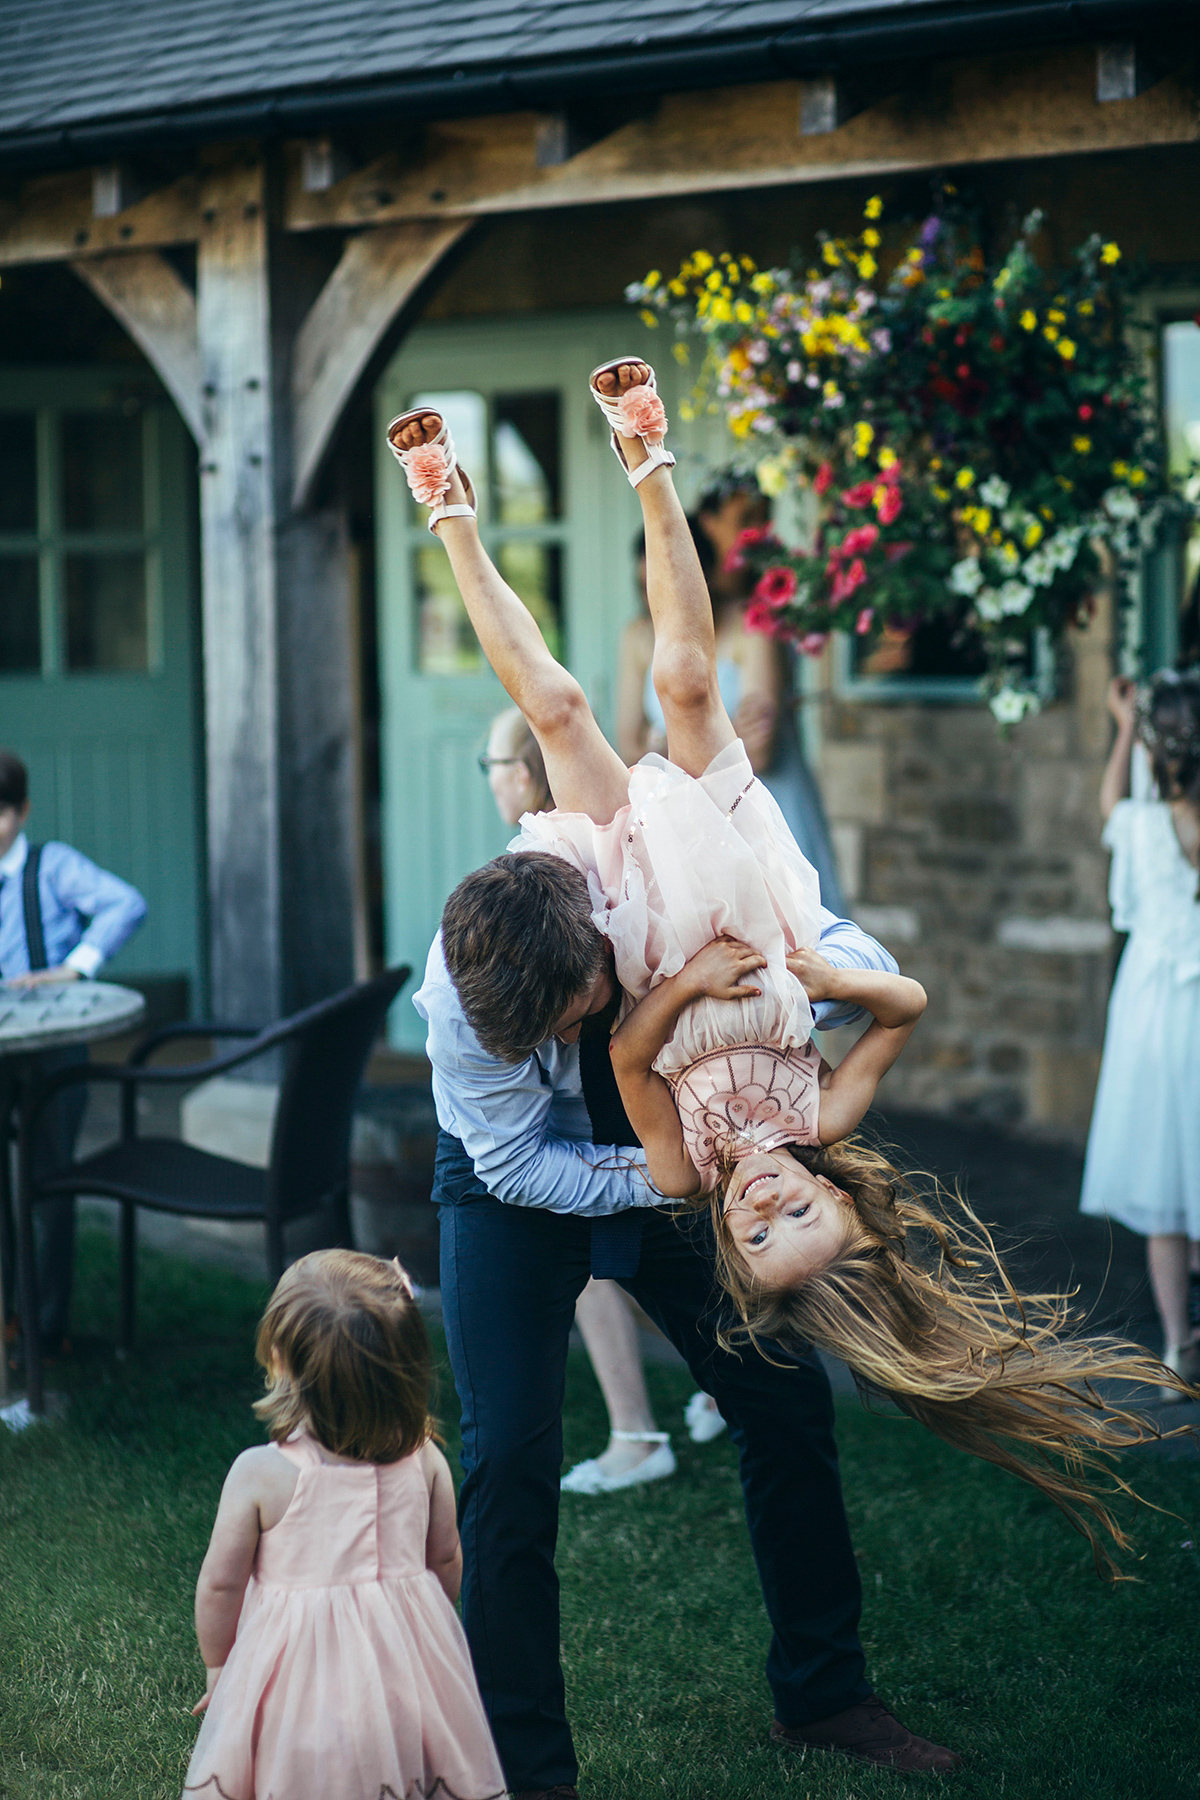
0, 981, 146, 1419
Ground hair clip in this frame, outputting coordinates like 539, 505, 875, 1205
390, 1256, 416, 1298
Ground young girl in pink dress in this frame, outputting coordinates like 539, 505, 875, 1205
388, 358, 1191, 1577
182, 1250, 505, 1800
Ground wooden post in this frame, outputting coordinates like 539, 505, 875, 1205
197, 152, 282, 1027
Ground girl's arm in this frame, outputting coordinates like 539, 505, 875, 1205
610, 937, 766, 1198
789, 948, 925, 1146
423, 1444, 463, 1603
1099, 676, 1137, 821
191, 1447, 296, 1714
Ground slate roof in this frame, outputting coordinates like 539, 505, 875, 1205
0, 0, 1179, 162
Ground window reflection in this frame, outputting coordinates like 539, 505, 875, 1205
497, 541, 563, 662
0, 414, 37, 533
413, 544, 482, 676
65, 553, 147, 671
62, 411, 143, 532
0, 557, 40, 671
494, 392, 560, 524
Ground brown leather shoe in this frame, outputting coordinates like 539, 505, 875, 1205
511, 1789, 580, 1799
772, 1696, 963, 1772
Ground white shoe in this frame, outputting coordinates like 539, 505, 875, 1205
685, 1391, 727, 1444
560, 1430, 676, 1494
1160, 1342, 1200, 1404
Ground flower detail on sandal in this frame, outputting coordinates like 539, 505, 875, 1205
616, 384, 667, 443
403, 442, 452, 507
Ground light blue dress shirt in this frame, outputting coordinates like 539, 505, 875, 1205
412, 908, 898, 1217
0, 832, 147, 980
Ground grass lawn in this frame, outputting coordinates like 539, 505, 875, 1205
1, 1227, 1197, 1800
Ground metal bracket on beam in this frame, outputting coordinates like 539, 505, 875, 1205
1096, 43, 1161, 102
300, 136, 357, 193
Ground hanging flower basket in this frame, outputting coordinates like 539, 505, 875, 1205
629, 195, 1189, 725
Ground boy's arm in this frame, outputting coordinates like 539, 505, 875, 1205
610, 937, 767, 1199
43, 843, 146, 974
788, 949, 925, 1144
813, 908, 899, 1030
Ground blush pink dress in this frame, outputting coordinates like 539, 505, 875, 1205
182, 1434, 505, 1800
516, 739, 825, 1190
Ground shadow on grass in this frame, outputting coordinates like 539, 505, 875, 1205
1, 1227, 1197, 1799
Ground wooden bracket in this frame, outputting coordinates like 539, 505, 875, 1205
291, 217, 469, 508
300, 136, 358, 193
1096, 43, 1165, 102
92, 162, 154, 218
69, 250, 202, 440
535, 100, 652, 168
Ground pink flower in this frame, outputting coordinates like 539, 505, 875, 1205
813, 461, 834, 495
830, 558, 867, 603
616, 384, 668, 443
799, 632, 829, 656
842, 523, 880, 557
754, 566, 797, 606
744, 599, 781, 635
874, 483, 903, 525
855, 607, 875, 635
403, 442, 452, 506
841, 480, 876, 509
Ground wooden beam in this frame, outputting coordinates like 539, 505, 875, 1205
69, 251, 203, 441
196, 154, 282, 1026
0, 167, 201, 267
291, 217, 468, 509
284, 45, 1200, 233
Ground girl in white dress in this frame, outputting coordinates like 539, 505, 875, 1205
1080, 672, 1200, 1393
389, 357, 1192, 1576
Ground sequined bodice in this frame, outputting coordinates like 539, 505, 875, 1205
670, 1042, 822, 1194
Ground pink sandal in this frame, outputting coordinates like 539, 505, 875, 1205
588, 358, 676, 489
385, 409, 478, 533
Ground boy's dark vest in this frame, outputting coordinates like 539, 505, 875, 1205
578, 991, 644, 1279
22, 843, 47, 971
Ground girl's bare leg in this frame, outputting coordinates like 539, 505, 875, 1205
573, 1279, 661, 1476
597, 364, 736, 778
1147, 1232, 1194, 1351
391, 414, 629, 823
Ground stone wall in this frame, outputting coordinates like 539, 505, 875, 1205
814, 593, 1116, 1143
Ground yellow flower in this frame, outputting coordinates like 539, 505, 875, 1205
1057, 475, 1075, 491
1111, 460, 1130, 478
822, 241, 842, 267
643, 270, 662, 290
751, 271, 775, 294
974, 508, 993, 535
1100, 241, 1121, 265
994, 267, 1012, 292
878, 446, 898, 469
756, 456, 789, 498
865, 195, 883, 219
937, 287, 951, 300
719, 251, 733, 264
734, 299, 755, 324
741, 255, 757, 272
955, 467, 975, 490
710, 296, 734, 324
1020, 310, 1037, 331
640, 310, 659, 329
1024, 521, 1043, 548
852, 421, 875, 459
905, 247, 923, 264
990, 528, 1003, 546
1130, 467, 1147, 486
705, 269, 723, 291
692, 250, 714, 273
862, 227, 881, 249
1077, 299, 1094, 315
1040, 506, 1054, 520
930, 455, 943, 471
1057, 338, 1077, 360
1043, 325, 1059, 343
668, 279, 686, 297
1073, 435, 1092, 454
672, 341, 690, 365
680, 401, 696, 422
932, 484, 951, 501
823, 379, 840, 399
858, 253, 878, 279
1047, 308, 1066, 324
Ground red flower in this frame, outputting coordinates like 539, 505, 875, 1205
830, 558, 867, 603
799, 632, 829, 657
855, 607, 875, 635
723, 523, 773, 572
841, 480, 877, 508
989, 333, 1005, 351
744, 599, 781, 635
842, 523, 880, 556
1077, 403, 1093, 420
813, 461, 834, 495
754, 565, 798, 606
875, 484, 903, 525
955, 363, 971, 379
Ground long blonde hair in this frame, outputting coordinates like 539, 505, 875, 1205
709, 1138, 1192, 1579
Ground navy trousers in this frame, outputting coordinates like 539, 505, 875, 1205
435, 1129, 869, 1793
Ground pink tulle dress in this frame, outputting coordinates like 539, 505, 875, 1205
182, 1434, 505, 1800
515, 739, 825, 1190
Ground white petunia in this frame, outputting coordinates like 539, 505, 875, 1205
1102, 485, 1139, 522
1023, 548, 1055, 587
990, 686, 1039, 725
948, 556, 984, 596
998, 580, 1034, 615
975, 588, 1005, 622
996, 542, 1021, 573
980, 475, 1011, 507
1046, 528, 1082, 571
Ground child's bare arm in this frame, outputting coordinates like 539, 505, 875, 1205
423, 1444, 463, 1604
610, 937, 766, 1198
192, 1446, 295, 1713
788, 948, 925, 1146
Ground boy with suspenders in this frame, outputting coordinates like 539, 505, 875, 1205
0, 749, 146, 1352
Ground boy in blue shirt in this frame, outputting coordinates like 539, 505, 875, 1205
0, 749, 146, 1353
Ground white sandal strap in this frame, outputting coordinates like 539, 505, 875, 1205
625, 442, 676, 488
610, 1429, 670, 1443
428, 501, 477, 533
387, 409, 477, 532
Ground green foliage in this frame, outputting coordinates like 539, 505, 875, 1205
0, 1227, 1197, 1797
630, 192, 1192, 724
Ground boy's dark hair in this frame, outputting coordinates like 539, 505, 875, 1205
442, 851, 607, 1060
0, 750, 28, 811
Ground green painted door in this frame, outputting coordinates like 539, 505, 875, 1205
375, 310, 723, 1049
0, 366, 203, 997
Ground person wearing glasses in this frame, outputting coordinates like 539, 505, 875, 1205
481, 706, 677, 1494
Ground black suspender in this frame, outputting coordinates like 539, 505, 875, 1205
22, 842, 47, 971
